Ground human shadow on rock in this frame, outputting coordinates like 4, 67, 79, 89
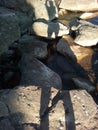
91, 50, 98, 104
46, 52, 92, 90
45, 0, 59, 39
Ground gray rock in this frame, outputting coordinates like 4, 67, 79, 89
18, 34, 38, 44
19, 54, 62, 89
57, 38, 76, 61
31, 20, 69, 39
0, 0, 32, 13
0, 101, 9, 117
0, 119, 15, 130
14, 11, 33, 34
59, 0, 98, 12
70, 19, 98, 47
19, 35, 48, 59
80, 12, 98, 20
0, 7, 20, 54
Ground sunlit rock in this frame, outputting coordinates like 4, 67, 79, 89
70, 19, 98, 47
59, 0, 98, 12
80, 12, 98, 20
29, 0, 58, 20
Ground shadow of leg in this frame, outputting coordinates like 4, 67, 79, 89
62, 91, 76, 130
39, 87, 51, 130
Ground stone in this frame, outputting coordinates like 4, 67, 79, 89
70, 19, 98, 47
47, 52, 90, 90
0, 119, 15, 130
18, 34, 38, 44
0, 101, 9, 117
14, 11, 33, 34
0, 0, 58, 21
80, 12, 98, 20
28, 0, 58, 20
0, 46, 22, 89
18, 35, 48, 59
19, 54, 62, 89
57, 38, 76, 61
0, 7, 20, 55
59, 0, 98, 12
31, 20, 69, 39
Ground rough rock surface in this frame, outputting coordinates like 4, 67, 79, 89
13, 10, 33, 34
0, 0, 30, 12
46, 52, 96, 92
28, 0, 58, 20
0, 1, 98, 130
57, 38, 77, 61
59, 0, 98, 12
0, 87, 97, 130
19, 54, 62, 89
0, 7, 20, 54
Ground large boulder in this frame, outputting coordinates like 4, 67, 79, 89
0, 7, 20, 55
19, 54, 62, 89
59, 0, 98, 12
47, 52, 96, 92
31, 19, 69, 39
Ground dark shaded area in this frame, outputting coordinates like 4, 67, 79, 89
90, 51, 98, 104
40, 87, 51, 130
0, 46, 21, 89
45, 0, 60, 39
0, 1, 98, 130
62, 91, 76, 130
89, 16, 98, 25
46, 52, 90, 90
